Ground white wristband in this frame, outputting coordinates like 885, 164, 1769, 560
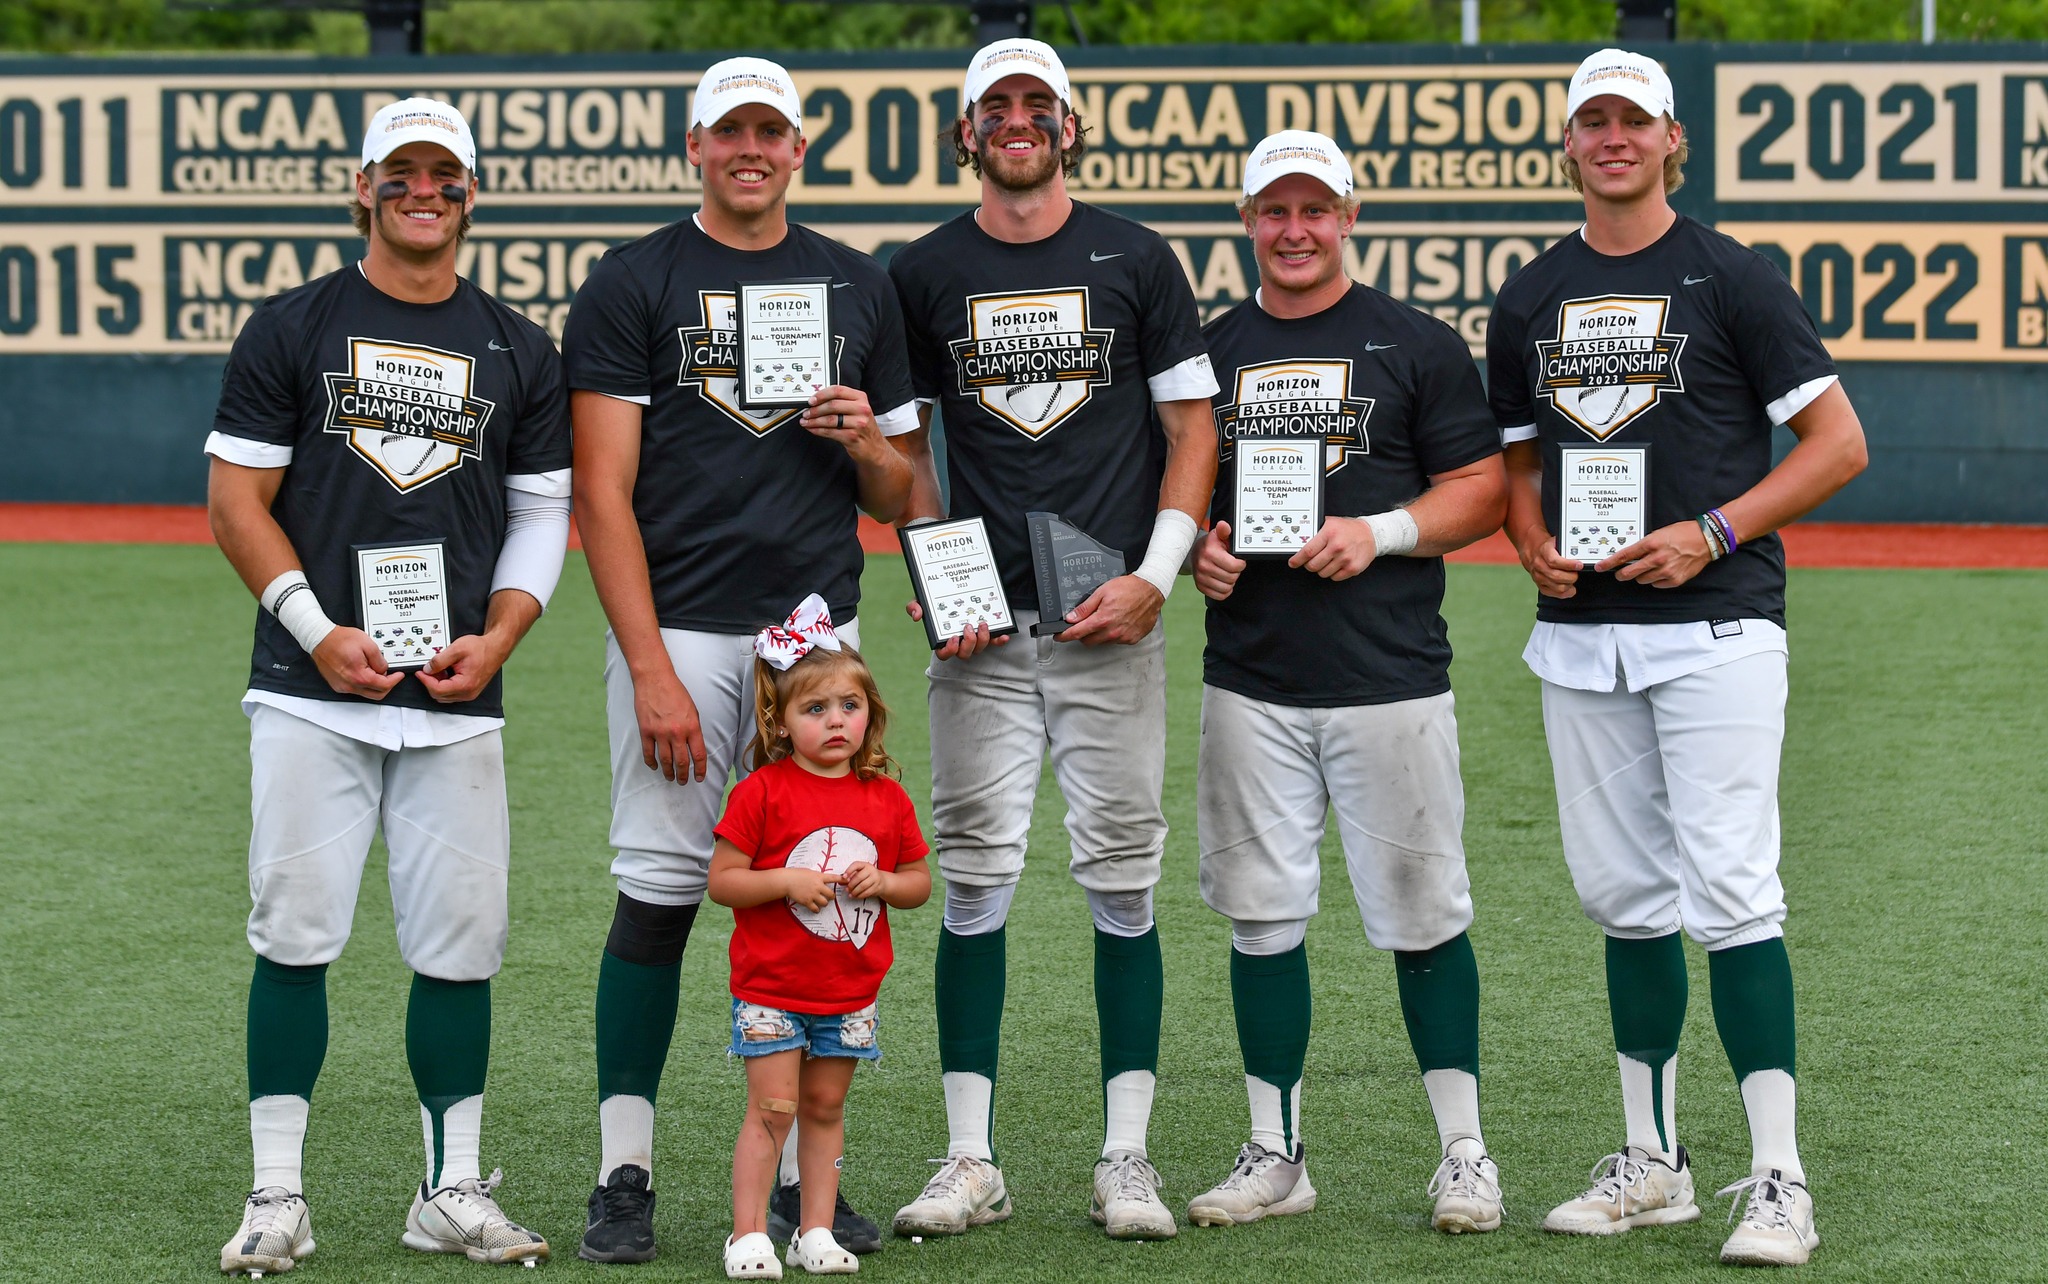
260, 569, 337, 656
1132, 509, 1199, 599
1361, 508, 1419, 558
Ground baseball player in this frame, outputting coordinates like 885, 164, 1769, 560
887, 38, 1219, 1242
1186, 131, 1508, 1234
1487, 50, 1866, 1267
207, 98, 567, 1274
563, 56, 917, 1263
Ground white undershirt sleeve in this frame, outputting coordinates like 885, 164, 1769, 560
490, 487, 572, 611
204, 432, 293, 468
1766, 374, 1839, 427
874, 401, 921, 437
597, 392, 651, 406
505, 467, 573, 499
1499, 423, 1538, 445
1147, 353, 1220, 403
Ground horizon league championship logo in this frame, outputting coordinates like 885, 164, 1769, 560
1215, 360, 1374, 472
323, 338, 494, 492
677, 290, 843, 435
1535, 295, 1688, 440
951, 288, 1115, 437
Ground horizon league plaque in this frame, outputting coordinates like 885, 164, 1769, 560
899, 516, 1016, 650
1231, 434, 1324, 557
353, 539, 451, 670
1026, 511, 1125, 638
738, 277, 834, 410
1559, 443, 1650, 567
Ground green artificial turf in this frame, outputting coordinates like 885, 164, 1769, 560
0, 545, 2042, 1282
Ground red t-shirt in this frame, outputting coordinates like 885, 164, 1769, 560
713, 757, 928, 1014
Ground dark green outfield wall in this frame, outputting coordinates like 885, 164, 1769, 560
3, 44, 2045, 519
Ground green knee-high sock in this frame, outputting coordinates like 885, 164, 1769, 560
248, 956, 329, 1100
1394, 932, 1480, 1076
1607, 933, 1689, 1155
1708, 938, 1796, 1081
594, 952, 682, 1104
1230, 945, 1310, 1153
406, 974, 491, 1188
936, 926, 1006, 1162
1095, 927, 1164, 1080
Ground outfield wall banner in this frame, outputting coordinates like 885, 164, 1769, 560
2, 44, 2045, 520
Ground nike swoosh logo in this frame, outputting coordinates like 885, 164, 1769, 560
1683, 274, 1712, 286
1090, 251, 1124, 262
487, 340, 513, 351
1363, 342, 1397, 352
832, 281, 853, 288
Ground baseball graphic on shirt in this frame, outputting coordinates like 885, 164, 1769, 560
784, 826, 882, 950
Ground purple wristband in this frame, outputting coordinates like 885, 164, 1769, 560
1708, 507, 1738, 553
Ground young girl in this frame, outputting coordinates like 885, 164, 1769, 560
709, 595, 930, 1279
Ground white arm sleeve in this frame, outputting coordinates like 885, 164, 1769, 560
1147, 353, 1220, 403
204, 431, 293, 468
1766, 374, 1839, 426
1131, 509, 1199, 599
490, 487, 572, 611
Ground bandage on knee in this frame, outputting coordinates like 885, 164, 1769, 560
604, 893, 700, 967
759, 1097, 798, 1115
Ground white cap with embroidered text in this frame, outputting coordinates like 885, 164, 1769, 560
1242, 130, 1352, 200
692, 57, 803, 133
361, 97, 475, 171
1566, 49, 1675, 120
962, 38, 1072, 108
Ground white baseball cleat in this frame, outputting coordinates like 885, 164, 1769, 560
723, 1231, 782, 1279
1186, 1142, 1317, 1227
1717, 1170, 1818, 1266
221, 1187, 314, 1277
1091, 1151, 1178, 1240
1542, 1145, 1701, 1235
892, 1155, 1012, 1237
401, 1168, 550, 1265
784, 1226, 859, 1275
1428, 1146, 1504, 1234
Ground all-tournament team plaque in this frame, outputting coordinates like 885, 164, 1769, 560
899, 516, 1016, 649
738, 277, 834, 410
1230, 434, 1324, 556
353, 539, 452, 670
1026, 511, 1125, 638
1559, 443, 1650, 567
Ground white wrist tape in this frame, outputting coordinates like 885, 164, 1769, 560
260, 569, 337, 656
1132, 509, 1199, 599
1361, 508, 1419, 558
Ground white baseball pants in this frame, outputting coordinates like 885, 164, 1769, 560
926, 609, 1167, 894
245, 704, 509, 980
1196, 685, 1474, 952
1540, 649, 1789, 948
603, 619, 859, 906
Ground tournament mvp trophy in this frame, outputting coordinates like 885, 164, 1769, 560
1229, 435, 1324, 557
1558, 444, 1649, 567
737, 278, 834, 410
1026, 511, 1124, 638
899, 516, 1016, 649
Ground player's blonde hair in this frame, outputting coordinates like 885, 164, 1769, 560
747, 644, 898, 781
1560, 114, 1689, 196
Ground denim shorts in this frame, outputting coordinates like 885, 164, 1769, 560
730, 999, 882, 1061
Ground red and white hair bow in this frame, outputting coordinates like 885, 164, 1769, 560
754, 593, 843, 671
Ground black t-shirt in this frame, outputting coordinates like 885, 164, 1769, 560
888, 203, 1209, 612
1202, 284, 1500, 707
562, 218, 914, 632
214, 266, 571, 719
1487, 215, 1837, 626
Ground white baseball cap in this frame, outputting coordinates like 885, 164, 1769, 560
361, 97, 475, 171
1566, 49, 1675, 120
962, 38, 1072, 108
692, 57, 803, 134
1242, 130, 1353, 200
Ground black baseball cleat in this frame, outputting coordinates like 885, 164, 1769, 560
579, 1164, 657, 1263
767, 1181, 883, 1255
